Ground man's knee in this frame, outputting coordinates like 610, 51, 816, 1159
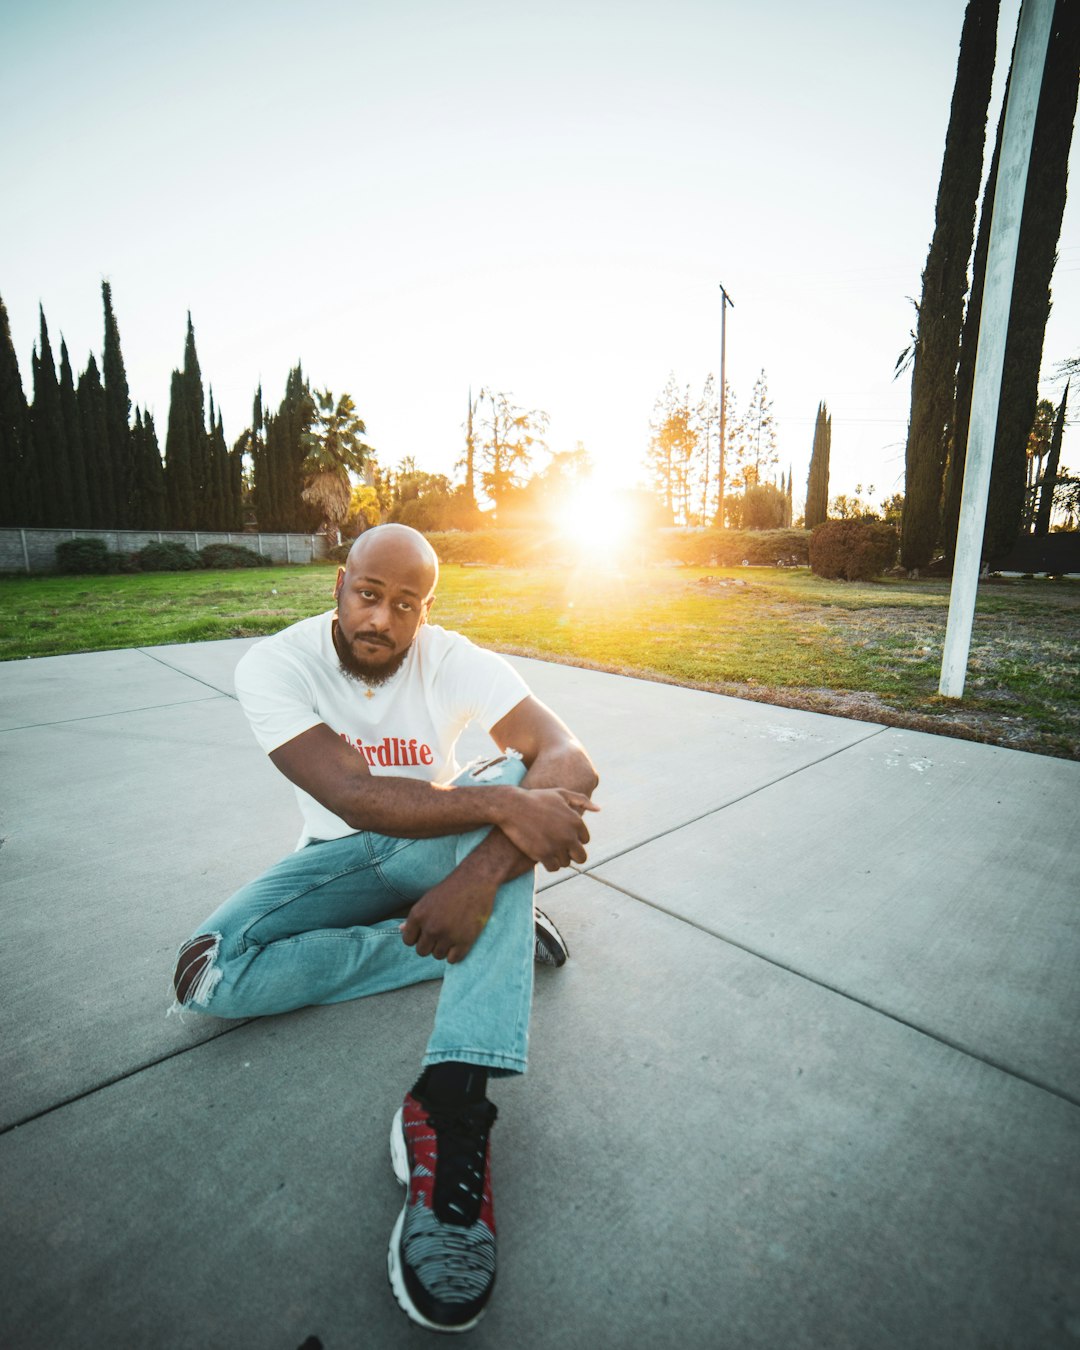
458, 749, 527, 788
173, 933, 222, 1008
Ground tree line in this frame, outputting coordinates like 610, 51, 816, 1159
0, 286, 245, 532
0, 287, 596, 539
0, 284, 381, 537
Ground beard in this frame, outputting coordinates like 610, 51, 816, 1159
332, 619, 414, 686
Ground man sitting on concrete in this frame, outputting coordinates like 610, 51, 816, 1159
171, 523, 599, 1334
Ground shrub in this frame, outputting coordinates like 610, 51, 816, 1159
54, 537, 114, 574
654, 529, 810, 567
198, 543, 274, 569
425, 530, 552, 566
809, 520, 899, 581
136, 540, 200, 571
323, 541, 354, 565
725, 485, 790, 532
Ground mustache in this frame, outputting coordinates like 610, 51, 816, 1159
351, 631, 393, 647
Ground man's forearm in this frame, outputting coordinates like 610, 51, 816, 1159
335, 775, 514, 838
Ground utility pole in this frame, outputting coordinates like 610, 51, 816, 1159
718, 284, 734, 529
465, 387, 476, 508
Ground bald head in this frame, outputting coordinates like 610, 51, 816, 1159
332, 525, 439, 684
344, 524, 439, 600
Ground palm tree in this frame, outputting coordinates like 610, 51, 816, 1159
300, 389, 373, 540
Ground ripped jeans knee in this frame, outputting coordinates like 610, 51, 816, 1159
457, 747, 526, 788
172, 932, 223, 1011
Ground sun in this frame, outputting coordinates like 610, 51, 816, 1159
555, 478, 636, 557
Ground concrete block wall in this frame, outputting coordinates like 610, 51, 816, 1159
0, 528, 329, 574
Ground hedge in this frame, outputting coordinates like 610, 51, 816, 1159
651, 529, 810, 567
53, 537, 277, 574
808, 520, 899, 581
54, 537, 113, 574
322, 527, 813, 569
197, 543, 274, 569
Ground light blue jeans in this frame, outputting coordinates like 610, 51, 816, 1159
173, 754, 535, 1077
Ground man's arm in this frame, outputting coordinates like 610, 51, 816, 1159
268, 714, 595, 864
399, 696, 599, 962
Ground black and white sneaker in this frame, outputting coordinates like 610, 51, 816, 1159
533, 906, 569, 967
388, 1092, 498, 1333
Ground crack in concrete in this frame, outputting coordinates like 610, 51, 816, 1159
0, 692, 224, 734
136, 646, 242, 700
576, 723, 889, 872
575, 867, 1080, 1113
0, 1022, 254, 1136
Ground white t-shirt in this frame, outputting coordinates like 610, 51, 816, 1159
234, 612, 530, 846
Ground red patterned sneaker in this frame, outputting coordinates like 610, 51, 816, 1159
387, 1091, 499, 1332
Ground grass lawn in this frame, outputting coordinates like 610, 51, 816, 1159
2, 563, 1078, 759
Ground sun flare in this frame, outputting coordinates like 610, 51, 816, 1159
555, 478, 637, 557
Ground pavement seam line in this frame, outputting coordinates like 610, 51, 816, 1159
580, 723, 890, 871
0, 1021, 256, 1136
0, 872, 577, 1133
579, 869, 1080, 1112
137, 647, 240, 699
0, 692, 225, 734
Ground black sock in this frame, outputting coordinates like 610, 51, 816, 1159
413, 1062, 488, 1106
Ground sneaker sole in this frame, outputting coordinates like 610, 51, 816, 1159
385, 1107, 486, 1335
534, 906, 568, 967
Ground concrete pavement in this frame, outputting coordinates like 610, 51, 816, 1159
2, 637, 1079, 1349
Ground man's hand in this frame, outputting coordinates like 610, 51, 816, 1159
492, 786, 599, 872
400, 872, 500, 964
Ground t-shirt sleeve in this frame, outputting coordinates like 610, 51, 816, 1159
435, 634, 530, 734
234, 641, 324, 754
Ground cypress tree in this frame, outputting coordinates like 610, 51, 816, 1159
206, 387, 219, 528
165, 368, 195, 528
942, 69, 1007, 561
78, 354, 110, 526
59, 340, 91, 526
804, 402, 831, 529
228, 434, 245, 529
102, 281, 135, 526
32, 308, 68, 526
982, 0, 1079, 559
181, 315, 211, 526
263, 407, 283, 530
145, 412, 167, 528
0, 294, 31, 527
900, 0, 999, 572
208, 395, 231, 529
945, 1, 1079, 561
131, 408, 145, 525
132, 407, 166, 529
250, 384, 269, 529
266, 365, 315, 531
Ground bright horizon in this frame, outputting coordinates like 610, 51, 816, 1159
2, 0, 1076, 518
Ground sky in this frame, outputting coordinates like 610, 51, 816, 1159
2, 0, 1077, 515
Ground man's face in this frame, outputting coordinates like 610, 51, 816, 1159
332, 537, 436, 685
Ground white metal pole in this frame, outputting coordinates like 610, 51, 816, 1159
939, 0, 1055, 698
